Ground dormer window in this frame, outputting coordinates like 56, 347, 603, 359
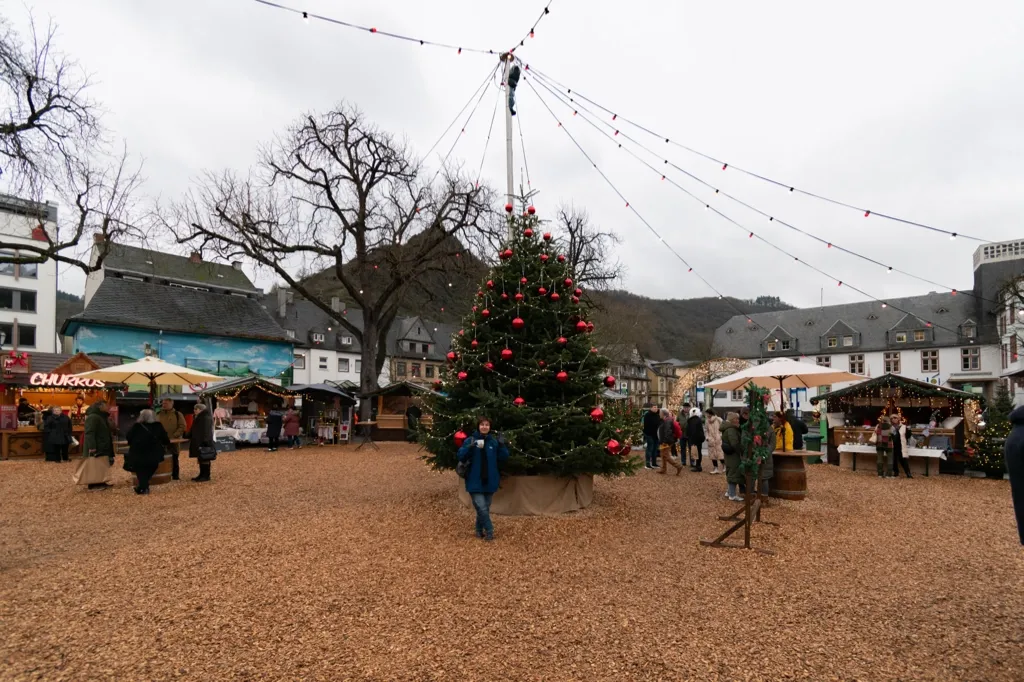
767, 341, 777, 352
914, 330, 925, 342
341, 336, 353, 345
804, 320, 814, 326
895, 332, 906, 343
867, 314, 878, 321
312, 333, 325, 343
843, 335, 854, 347
286, 330, 296, 339
963, 324, 976, 339
827, 337, 838, 348
937, 307, 949, 314
781, 340, 791, 351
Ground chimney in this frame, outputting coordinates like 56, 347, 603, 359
231, 261, 242, 270
277, 287, 287, 318
189, 251, 202, 264
93, 233, 105, 245
331, 296, 341, 313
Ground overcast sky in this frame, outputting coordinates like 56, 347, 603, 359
11, 0, 1024, 310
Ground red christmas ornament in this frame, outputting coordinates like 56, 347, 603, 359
501, 248, 514, 260
550, 292, 560, 302
543, 232, 552, 241
604, 375, 616, 388
556, 370, 568, 383
754, 435, 763, 446
538, 360, 546, 368
455, 430, 468, 446
513, 396, 526, 407
433, 380, 443, 391
514, 292, 524, 302
481, 308, 491, 318
459, 329, 465, 336
501, 348, 513, 361
590, 347, 598, 353
470, 339, 479, 349
500, 292, 509, 301
606, 438, 622, 455
557, 336, 568, 346
557, 255, 566, 263
590, 407, 605, 422
524, 228, 534, 238
575, 320, 588, 333
504, 203, 513, 213
486, 280, 494, 289
573, 288, 582, 297
527, 205, 536, 215
472, 305, 478, 312
477, 290, 484, 298
538, 287, 547, 296
483, 361, 494, 372
457, 371, 468, 381
540, 254, 549, 263
446, 351, 457, 362
564, 278, 573, 287
587, 322, 595, 333
571, 296, 580, 304
512, 317, 525, 330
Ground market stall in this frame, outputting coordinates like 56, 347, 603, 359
0, 352, 125, 460
198, 375, 297, 445
289, 383, 356, 445
360, 381, 433, 442
811, 373, 983, 476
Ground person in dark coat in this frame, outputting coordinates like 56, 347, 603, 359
265, 405, 284, 452
641, 404, 662, 469
686, 408, 706, 471
456, 417, 510, 541
283, 407, 301, 448
1003, 405, 1024, 545
787, 409, 809, 450
42, 406, 73, 462
677, 401, 692, 461
82, 401, 115, 490
721, 412, 744, 500
188, 403, 215, 482
125, 409, 171, 495
657, 408, 683, 474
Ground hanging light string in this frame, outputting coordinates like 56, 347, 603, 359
508, 1, 555, 52
251, 0, 499, 55
423, 64, 501, 163
522, 63, 989, 243
475, 83, 502, 187
430, 63, 500, 185
527, 69, 1001, 308
520, 76, 769, 333
524, 74, 970, 339
516, 109, 533, 190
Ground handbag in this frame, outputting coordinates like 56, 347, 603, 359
72, 456, 111, 485
868, 432, 878, 445
456, 456, 471, 479
198, 445, 217, 461
722, 442, 735, 456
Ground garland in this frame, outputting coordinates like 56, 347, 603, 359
739, 382, 773, 478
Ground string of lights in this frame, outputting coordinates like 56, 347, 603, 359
516, 109, 533, 190
521, 76, 770, 334
250, 0, 499, 55
508, 1, 555, 52
525, 77, 970, 339
475, 83, 502, 187
430, 63, 500, 186
528, 70, 1002, 308
423, 65, 500, 163
522, 63, 990, 243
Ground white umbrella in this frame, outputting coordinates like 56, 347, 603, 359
73, 356, 223, 403
705, 357, 861, 392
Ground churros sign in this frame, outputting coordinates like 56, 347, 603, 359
29, 373, 105, 389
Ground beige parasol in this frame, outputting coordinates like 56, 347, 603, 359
73, 356, 223, 403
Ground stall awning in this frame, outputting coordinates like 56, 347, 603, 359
811, 373, 983, 406
198, 374, 296, 399
359, 381, 432, 399
289, 383, 356, 404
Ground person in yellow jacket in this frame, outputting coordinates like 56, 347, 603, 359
773, 411, 794, 451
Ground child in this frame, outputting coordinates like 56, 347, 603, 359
875, 415, 893, 477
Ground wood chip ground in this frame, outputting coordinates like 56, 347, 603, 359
1, 444, 1021, 681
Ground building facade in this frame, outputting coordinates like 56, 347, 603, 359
603, 344, 650, 406
386, 316, 457, 387
0, 195, 59, 353
269, 288, 363, 386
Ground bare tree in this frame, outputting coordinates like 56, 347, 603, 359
0, 15, 143, 272
171, 104, 499, 417
555, 203, 623, 290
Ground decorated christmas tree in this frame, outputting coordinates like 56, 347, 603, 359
423, 204, 640, 478
741, 382, 774, 480
969, 382, 1011, 476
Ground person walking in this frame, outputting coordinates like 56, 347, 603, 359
125, 409, 171, 495
1004, 404, 1024, 545
266, 405, 284, 452
283, 407, 301, 448
79, 400, 115, 490
156, 398, 186, 480
456, 417, 509, 541
686, 407, 705, 471
42, 406, 73, 463
657, 408, 683, 474
677, 401, 691, 461
705, 408, 724, 474
721, 412, 743, 500
188, 403, 215, 482
642, 404, 662, 469
890, 414, 913, 478
874, 415, 893, 477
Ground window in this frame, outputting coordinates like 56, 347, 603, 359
421, 343, 430, 353
0, 251, 13, 276
19, 261, 37, 278
914, 330, 926, 342
781, 340, 791, 351
355, 360, 361, 374
425, 365, 435, 378
293, 354, 306, 370
340, 336, 353, 345
921, 350, 939, 373
318, 356, 328, 370
286, 330, 296, 339
731, 390, 745, 401
411, 363, 422, 378
849, 354, 865, 375
1012, 335, 1019, 361
766, 341, 777, 352
0, 288, 35, 312
895, 332, 906, 343
961, 347, 980, 371
884, 352, 901, 373
817, 384, 831, 397
397, 362, 407, 376
312, 333, 325, 343
7, 324, 36, 348
963, 325, 976, 339
816, 356, 831, 368
339, 358, 350, 373
827, 337, 838, 348
843, 335, 854, 347
0, 289, 11, 309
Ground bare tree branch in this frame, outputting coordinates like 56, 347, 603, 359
555, 203, 624, 291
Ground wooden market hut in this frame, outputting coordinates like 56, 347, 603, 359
360, 381, 433, 441
811, 373, 983, 474
288, 383, 356, 444
198, 375, 297, 427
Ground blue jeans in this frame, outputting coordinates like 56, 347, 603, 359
645, 436, 659, 467
471, 493, 494, 537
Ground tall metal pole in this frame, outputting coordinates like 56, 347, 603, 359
501, 54, 514, 238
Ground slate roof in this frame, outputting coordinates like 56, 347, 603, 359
64, 278, 292, 343
100, 243, 257, 292
28, 352, 124, 373
713, 291, 979, 359
270, 297, 364, 353
387, 317, 457, 362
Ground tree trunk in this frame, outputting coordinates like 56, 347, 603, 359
360, 321, 382, 422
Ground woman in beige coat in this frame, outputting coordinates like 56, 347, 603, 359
705, 408, 725, 474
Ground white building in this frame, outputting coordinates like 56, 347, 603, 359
270, 289, 362, 387
0, 195, 59, 353
711, 239, 1024, 412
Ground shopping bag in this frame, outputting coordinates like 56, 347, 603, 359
72, 457, 111, 485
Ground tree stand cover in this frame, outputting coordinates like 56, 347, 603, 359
458, 474, 594, 516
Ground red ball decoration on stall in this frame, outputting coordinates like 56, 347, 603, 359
481, 308, 491, 318
550, 292, 560, 302
556, 370, 568, 383
524, 228, 534, 238
540, 254, 549, 263
446, 351, 457, 362
606, 438, 622, 455
483, 361, 494, 372
514, 292, 524, 302
564, 278, 573, 287
455, 430, 469, 446
543, 232, 552, 241
557, 336, 568, 346
512, 317, 525, 330
504, 203, 513, 213
538, 286, 547, 296
557, 255, 566, 263
513, 396, 526, 407
501, 348, 513, 361
486, 280, 495, 289
604, 375, 616, 388
590, 407, 605, 422
527, 205, 536, 215
457, 371, 468, 381
575, 320, 588, 333
571, 296, 580, 304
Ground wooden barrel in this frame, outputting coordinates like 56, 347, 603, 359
770, 452, 807, 501
132, 454, 172, 487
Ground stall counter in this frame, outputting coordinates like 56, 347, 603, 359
2, 425, 85, 460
